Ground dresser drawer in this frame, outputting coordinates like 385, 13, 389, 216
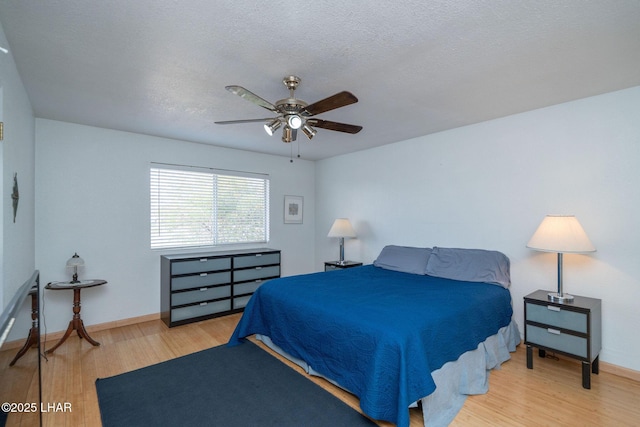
234, 252, 280, 268
233, 295, 252, 310
171, 299, 231, 322
171, 271, 231, 291
171, 257, 230, 275
526, 302, 587, 333
235, 280, 265, 296
234, 265, 280, 282
172, 285, 231, 307
526, 324, 588, 358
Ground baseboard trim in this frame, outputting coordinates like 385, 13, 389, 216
44, 312, 162, 342
88, 312, 161, 331
2, 312, 161, 350
532, 348, 640, 383
600, 361, 640, 382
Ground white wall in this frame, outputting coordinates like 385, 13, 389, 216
0, 22, 36, 341
35, 119, 315, 334
315, 86, 640, 372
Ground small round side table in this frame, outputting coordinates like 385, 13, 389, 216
45, 279, 106, 353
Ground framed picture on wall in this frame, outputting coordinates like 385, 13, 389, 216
284, 195, 303, 224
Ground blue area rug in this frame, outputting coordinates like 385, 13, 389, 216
96, 341, 376, 426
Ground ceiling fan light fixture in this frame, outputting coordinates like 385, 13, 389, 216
264, 119, 281, 136
282, 125, 293, 143
302, 123, 317, 140
287, 114, 303, 130
217, 76, 362, 146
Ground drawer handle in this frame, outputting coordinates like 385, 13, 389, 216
547, 305, 561, 312
200, 273, 207, 277
200, 302, 207, 306
199, 287, 208, 292
547, 328, 561, 335
255, 279, 262, 283
199, 258, 208, 262
255, 254, 262, 257
255, 266, 262, 270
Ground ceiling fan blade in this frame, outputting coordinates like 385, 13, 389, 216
225, 85, 278, 112
215, 118, 275, 124
308, 119, 363, 134
302, 91, 358, 116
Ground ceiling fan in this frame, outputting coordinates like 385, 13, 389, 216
215, 76, 362, 143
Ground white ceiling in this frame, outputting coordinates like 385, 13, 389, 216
1, 1, 639, 160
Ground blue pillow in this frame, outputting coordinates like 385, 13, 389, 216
425, 247, 511, 288
373, 245, 432, 275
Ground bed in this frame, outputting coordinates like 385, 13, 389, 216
228, 246, 520, 427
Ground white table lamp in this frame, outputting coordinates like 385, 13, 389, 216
527, 215, 596, 303
327, 219, 357, 265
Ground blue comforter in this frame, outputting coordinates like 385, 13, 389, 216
228, 265, 513, 427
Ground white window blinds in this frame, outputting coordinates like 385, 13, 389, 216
150, 164, 270, 249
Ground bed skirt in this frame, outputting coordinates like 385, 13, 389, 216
257, 318, 520, 427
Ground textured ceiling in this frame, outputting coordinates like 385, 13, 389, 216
1, 1, 639, 160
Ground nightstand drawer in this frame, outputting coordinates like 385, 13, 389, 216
526, 302, 587, 333
526, 324, 588, 358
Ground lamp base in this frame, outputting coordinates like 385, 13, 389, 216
548, 292, 574, 303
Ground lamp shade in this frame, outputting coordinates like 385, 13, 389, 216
327, 218, 356, 238
527, 215, 596, 253
66, 252, 85, 268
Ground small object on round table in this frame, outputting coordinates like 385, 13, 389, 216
45, 279, 106, 354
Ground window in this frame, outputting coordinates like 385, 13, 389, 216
150, 164, 270, 249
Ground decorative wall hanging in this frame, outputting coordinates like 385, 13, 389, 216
284, 195, 303, 224
12, 173, 19, 222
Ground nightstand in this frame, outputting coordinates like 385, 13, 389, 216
324, 261, 363, 272
524, 290, 602, 389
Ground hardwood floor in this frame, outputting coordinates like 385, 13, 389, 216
2, 313, 639, 426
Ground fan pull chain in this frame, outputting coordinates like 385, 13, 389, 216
289, 140, 302, 163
